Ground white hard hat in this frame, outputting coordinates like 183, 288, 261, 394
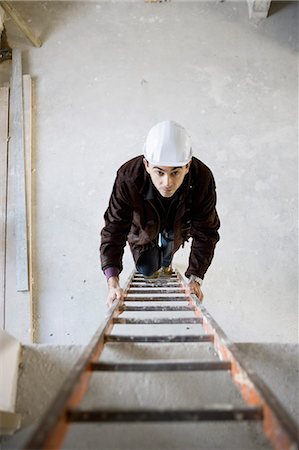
144, 120, 192, 166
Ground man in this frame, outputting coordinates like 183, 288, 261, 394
100, 120, 220, 307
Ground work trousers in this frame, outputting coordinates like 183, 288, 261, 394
136, 231, 174, 277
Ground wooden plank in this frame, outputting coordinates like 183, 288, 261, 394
4, 75, 32, 342
0, 86, 9, 329
90, 360, 232, 372
105, 335, 214, 343
22, 74, 33, 339
67, 406, 263, 423
10, 50, 29, 291
113, 317, 202, 324
0, 5, 5, 29
0, 1, 42, 47
0, 330, 22, 433
120, 305, 196, 312
0, 329, 21, 412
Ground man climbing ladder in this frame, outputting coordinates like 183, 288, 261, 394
100, 120, 220, 306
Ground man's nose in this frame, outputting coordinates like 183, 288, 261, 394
163, 174, 171, 187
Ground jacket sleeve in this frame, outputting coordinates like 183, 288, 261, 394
100, 172, 133, 273
185, 172, 220, 279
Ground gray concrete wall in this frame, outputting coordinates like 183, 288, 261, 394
0, 1, 297, 344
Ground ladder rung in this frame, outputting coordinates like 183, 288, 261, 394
113, 317, 202, 324
130, 283, 181, 287
105, 335, 214, 343
128, 289, 185, 294
131, 280, 179, 283
90, 360, 232, 371
124, 297, 188, 302
133, 275, 177, 279
120, 306, 196, 311
133, 272, 176, 275
67, 407, 263, 422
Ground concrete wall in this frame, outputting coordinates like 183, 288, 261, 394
1, 1, 297, 344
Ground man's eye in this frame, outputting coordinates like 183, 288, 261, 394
172, 171, 179, 176
157, 171, 164, 176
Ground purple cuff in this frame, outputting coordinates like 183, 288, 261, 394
104, 267, 120, 280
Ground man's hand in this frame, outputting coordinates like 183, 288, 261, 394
186, 279, 204, 303
106, 276, 123, 308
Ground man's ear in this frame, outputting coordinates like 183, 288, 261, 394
185, 161, 191, 173
143, 158, 150, 173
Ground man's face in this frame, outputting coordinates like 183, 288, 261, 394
143, 159, 190, 198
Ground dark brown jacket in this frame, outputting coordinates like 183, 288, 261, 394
100, 155, 220, 279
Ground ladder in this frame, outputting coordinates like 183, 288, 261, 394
24, 269, 298, 449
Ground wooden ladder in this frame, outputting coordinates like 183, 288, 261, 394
24, 269, 298, 449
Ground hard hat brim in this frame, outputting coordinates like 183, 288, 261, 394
144, 156, 192, 167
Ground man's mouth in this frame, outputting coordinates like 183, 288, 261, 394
161, 188, 173, 195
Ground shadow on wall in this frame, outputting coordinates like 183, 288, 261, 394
268, 1, 294, 16
3, 2, 77, 48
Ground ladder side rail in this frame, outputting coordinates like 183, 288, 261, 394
24, 270, 135, 450
175, 271, 298, 449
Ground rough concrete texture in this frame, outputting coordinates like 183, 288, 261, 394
2, 343, 298, 448
237, 343, 299, 426
0, 1, 298, 344
5, 343, 295, 449
62, 423, 270, 450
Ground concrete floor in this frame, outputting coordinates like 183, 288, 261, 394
1, 0, 297, 346
1, 342, 298, 449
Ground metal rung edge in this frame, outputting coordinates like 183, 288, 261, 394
130, 283, 181, 286
104, 335, 214, 343
113, 317, 203, 324
125, 296, 188, 302
90, 360, 232, 371
128, 289, 185, 293
120, 306, 196, 311
67, 406, 263, 422
133, 276, 177, 280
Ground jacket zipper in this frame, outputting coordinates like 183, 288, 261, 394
148, 200, 161, 240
